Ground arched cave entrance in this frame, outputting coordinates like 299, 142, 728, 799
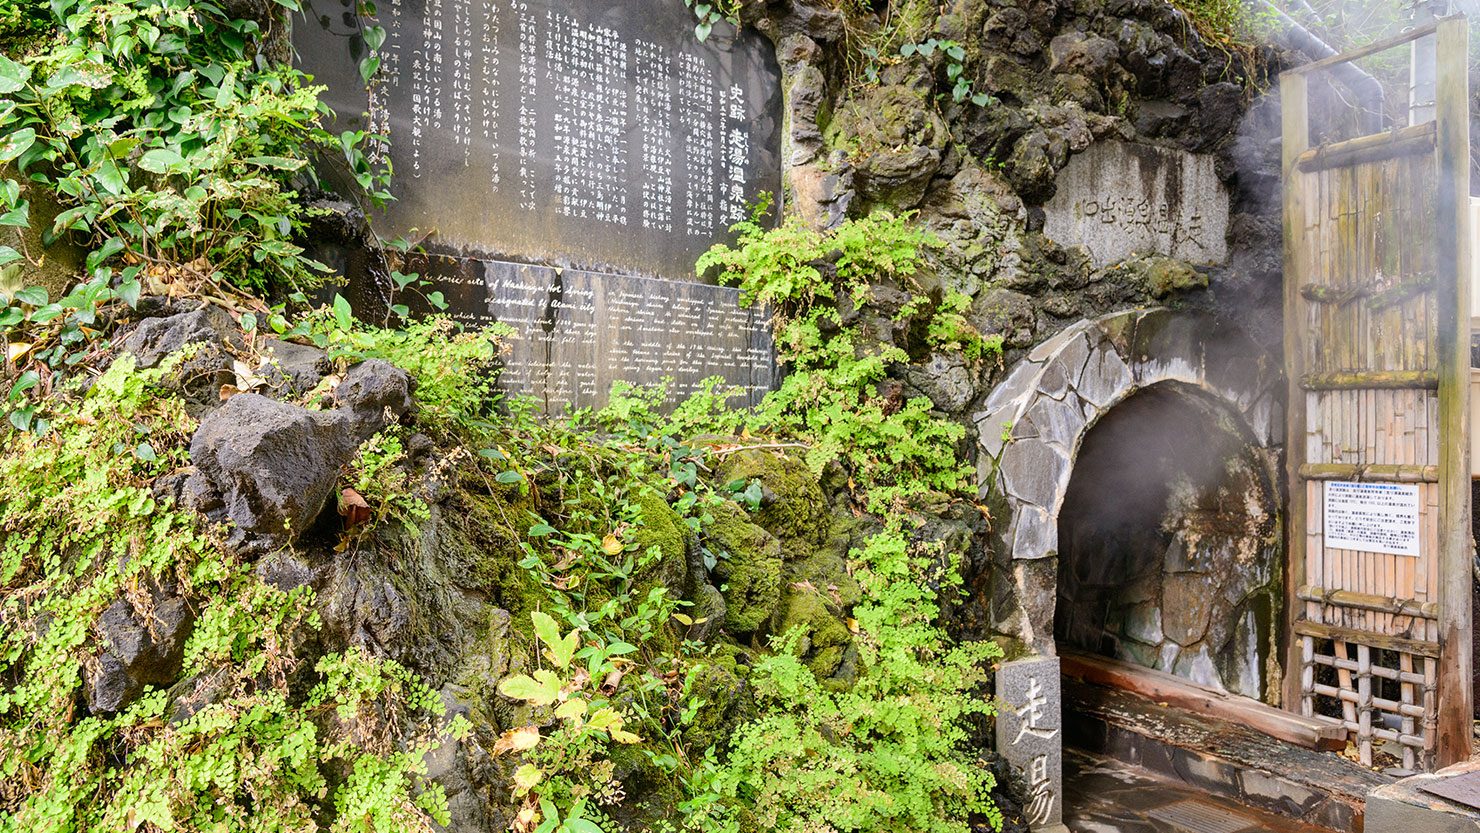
1054, 383, 1281, 700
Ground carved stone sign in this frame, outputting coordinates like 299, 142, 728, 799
295, 0, 783, 409
295, 0, 783, 278
400, 254, 774, 413
1042, 141, 1229, 267
995, 656, 1069, 833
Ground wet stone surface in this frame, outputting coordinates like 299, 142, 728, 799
1062, 750, 1338, 833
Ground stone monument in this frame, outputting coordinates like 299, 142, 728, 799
294, 0, 783, 410
1042, 140, 1230, 268
995, 655, 1069, 833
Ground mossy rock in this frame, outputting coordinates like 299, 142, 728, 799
441, 481, 540, 618
773, 584, 853, 681
706, 500, 783, 634
1110, 254, 1208, 299
679, 651, 757, 756
713, 448, 828, 550
784, 548, 862, 610
630, 489, 691, 597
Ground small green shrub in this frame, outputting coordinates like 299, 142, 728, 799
0, 0, 388, 296
0, 356, 455, 832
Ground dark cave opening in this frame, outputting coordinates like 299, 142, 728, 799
1055, 383, 1282, 700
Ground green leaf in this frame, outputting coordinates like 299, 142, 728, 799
363, 25, 386, 51
0, 128, 35, 163
137, 148, 184, 174
93, 156, 127, 196
0, 54, 31, 94
497, 669, 562, 706
14, 286, 46, 306
0, 246, 19, 268
244, 156, 306, 170
0, 202, 30, 228
566, 820, 603, 833
359, 55, 381, 84
51, 205, 88, 233
527, 522, 557, 537
532, 612, 579, 669
605, 640, 638, 656
494, 469, 523, 484
332, 294, 353, 330
9, 370, 39, 402
117, 277, 140, 309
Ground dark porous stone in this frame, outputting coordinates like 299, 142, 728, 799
1048, 32, 1120, 80
334, 359, 414, 441
119, 305, 242, 369
1004, 131, 1060, 203
257, 339, 331, 397
118, 305, 244, 411
1132, 99, 1190, 138
984, 8, 1042, 56
1052, 74, 1104, 111
905, 353, 977, 414
1195, 81, 1245, 150
84, 586, 195, 715
972, 287, 1038, 349
184, 393, 359, 553
840, 83, 948, 210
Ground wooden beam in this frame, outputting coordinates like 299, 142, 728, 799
1298, 462, 1439, 483
1432, 15, 1472, 769
1059, 650, 1348, 751
1296, 585, 1440, 619
1280, 66, 1311, 716
1300, 370, 1439, 390
1296, 123, 1437, 172
1294, 619, 1441, 659
1285, 16, 1449, 76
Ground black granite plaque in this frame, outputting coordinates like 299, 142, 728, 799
405, 253, 774, 413
295, 0, 783, 277
296, 0, 781, 411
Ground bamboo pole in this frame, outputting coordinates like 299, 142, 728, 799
1282, 68, 1312, 712
1433, 16, 1471, 767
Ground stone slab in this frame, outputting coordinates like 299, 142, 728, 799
1042, 141, 1229, 267
401, 253, 774, 412
996, 656, 1067, 831
296, 0, 783, 279
1367, 760, 1480, 833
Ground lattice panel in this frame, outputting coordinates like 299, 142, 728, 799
1299, 632, 1437, 771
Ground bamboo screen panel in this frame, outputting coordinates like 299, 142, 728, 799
1282, 17, 1471, 771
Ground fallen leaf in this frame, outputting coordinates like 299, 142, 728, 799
219, 384, 241, 402
6, 341, 32, 363
492, 725, 541, 756
339, 488, 371, 528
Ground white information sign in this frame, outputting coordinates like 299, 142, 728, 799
1323, 481, 1422, 557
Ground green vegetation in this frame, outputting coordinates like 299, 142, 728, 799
699, 204, 999, 513
0, 0, 387, 295
0, 2, 1008, 832
0, 354, 457, 832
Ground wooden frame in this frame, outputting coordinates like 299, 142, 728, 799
1281, 17, 1472, 770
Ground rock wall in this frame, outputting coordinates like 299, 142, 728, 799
743, 0, 1288, 643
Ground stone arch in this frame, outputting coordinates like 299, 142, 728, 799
974, 308, 1283, 655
